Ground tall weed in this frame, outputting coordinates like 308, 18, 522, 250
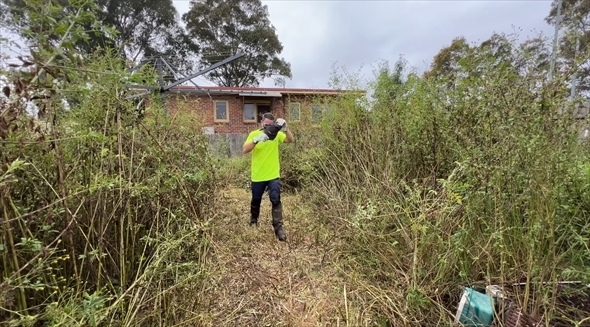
0, 2, 217, 324
305, 34, 590, 325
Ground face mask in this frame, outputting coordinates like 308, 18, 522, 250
263, 122, 282, 140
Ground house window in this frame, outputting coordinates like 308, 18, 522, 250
214, 101, 229, 122
311, 104, 323, 121
289, 102, 301, 121
243, 103, 257, 122
243, 103, 271, 123
311, 103, 333, 121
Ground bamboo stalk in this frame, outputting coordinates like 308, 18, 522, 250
2, 197, 27, 314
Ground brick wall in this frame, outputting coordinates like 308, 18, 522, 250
161, 92, 334, 134
165, 93, 291, 134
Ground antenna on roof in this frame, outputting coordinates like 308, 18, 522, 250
274, 76, 286, 88
124, 53, 245, 114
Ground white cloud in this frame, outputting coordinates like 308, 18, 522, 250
2, 0, 558, 91
264, 1, 334, 88
250, 0, 556, 89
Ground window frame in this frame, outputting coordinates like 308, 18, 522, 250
242, 100, 272, 123
288, 102, 301, 122
213, 100, 229, 122
243, 103, 258, 123
311, 103, 323, 121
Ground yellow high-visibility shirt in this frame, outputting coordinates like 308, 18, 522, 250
245, 129, 286, 182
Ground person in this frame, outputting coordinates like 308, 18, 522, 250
242, 112, 294, 242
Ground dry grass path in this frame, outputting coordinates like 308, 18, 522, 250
199, 186, 348, 327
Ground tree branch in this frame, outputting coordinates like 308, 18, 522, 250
30, 3, 86, 85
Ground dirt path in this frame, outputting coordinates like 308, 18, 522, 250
201, 186, 346, 327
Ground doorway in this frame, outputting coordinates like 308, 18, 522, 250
257, 105, 271, 123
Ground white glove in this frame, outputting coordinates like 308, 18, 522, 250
275, 118, 288, 131
253, 133, 269, 144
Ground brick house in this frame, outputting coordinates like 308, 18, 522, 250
163, 86, 364, 134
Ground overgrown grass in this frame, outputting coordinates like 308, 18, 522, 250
292, 34, 590, 326
214, 155, 250, 190
1, 47, 218, 325
2, 1, 590, 325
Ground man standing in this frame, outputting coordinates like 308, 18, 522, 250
242, 112, 294, 242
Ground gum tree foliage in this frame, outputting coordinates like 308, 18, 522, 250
546, 0, 590, 94
373, 58, 406, 103
0, 0, 199, 74
423, 35, 520, 85
423, 36, 472, 87
182, 0, 292, 87
423, 33, 558, 98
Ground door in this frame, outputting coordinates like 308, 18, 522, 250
257, 105, 271, 123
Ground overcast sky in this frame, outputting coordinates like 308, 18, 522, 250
174, 0, 555, 89
2, 1, 556, 90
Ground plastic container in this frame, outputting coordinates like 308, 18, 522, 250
454, 287, 495, 327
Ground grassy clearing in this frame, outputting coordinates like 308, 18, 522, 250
198, 186, 348, 327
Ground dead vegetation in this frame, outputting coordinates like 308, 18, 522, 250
199, 186, 347, 327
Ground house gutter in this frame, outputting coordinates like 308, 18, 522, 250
168, 88, 366, 96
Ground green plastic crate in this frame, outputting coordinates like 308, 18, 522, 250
454, 287, 494, 327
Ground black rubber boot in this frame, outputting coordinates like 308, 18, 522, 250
272, 203, 286, 242
250, 199, 261, 226
250, 216, 258, 226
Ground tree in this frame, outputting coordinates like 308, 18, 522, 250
546, 0, 590, 95
0, 0, 198, 74
98, 0, 198, 72
478, 33, 515, 63
423, 37, 473, 90
182, 0, 292, 87
373, 58, 407, 103
424, 33, 547, 86
514, 36, 552, 80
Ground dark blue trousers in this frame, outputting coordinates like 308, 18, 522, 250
250, 178, 281, 222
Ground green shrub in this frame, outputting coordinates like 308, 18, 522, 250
1, 41, 217, 327
215, 155, 250, 189
303, 35, 590, 325
277, 121, 325, 192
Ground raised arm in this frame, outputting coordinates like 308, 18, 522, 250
275, 118, 294, 143
284, 129, 294, 143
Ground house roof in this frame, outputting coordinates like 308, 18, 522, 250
169, 85, 365, 97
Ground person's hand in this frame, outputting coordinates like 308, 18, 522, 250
275, 118, 288, 131
253, 133, 269, 144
